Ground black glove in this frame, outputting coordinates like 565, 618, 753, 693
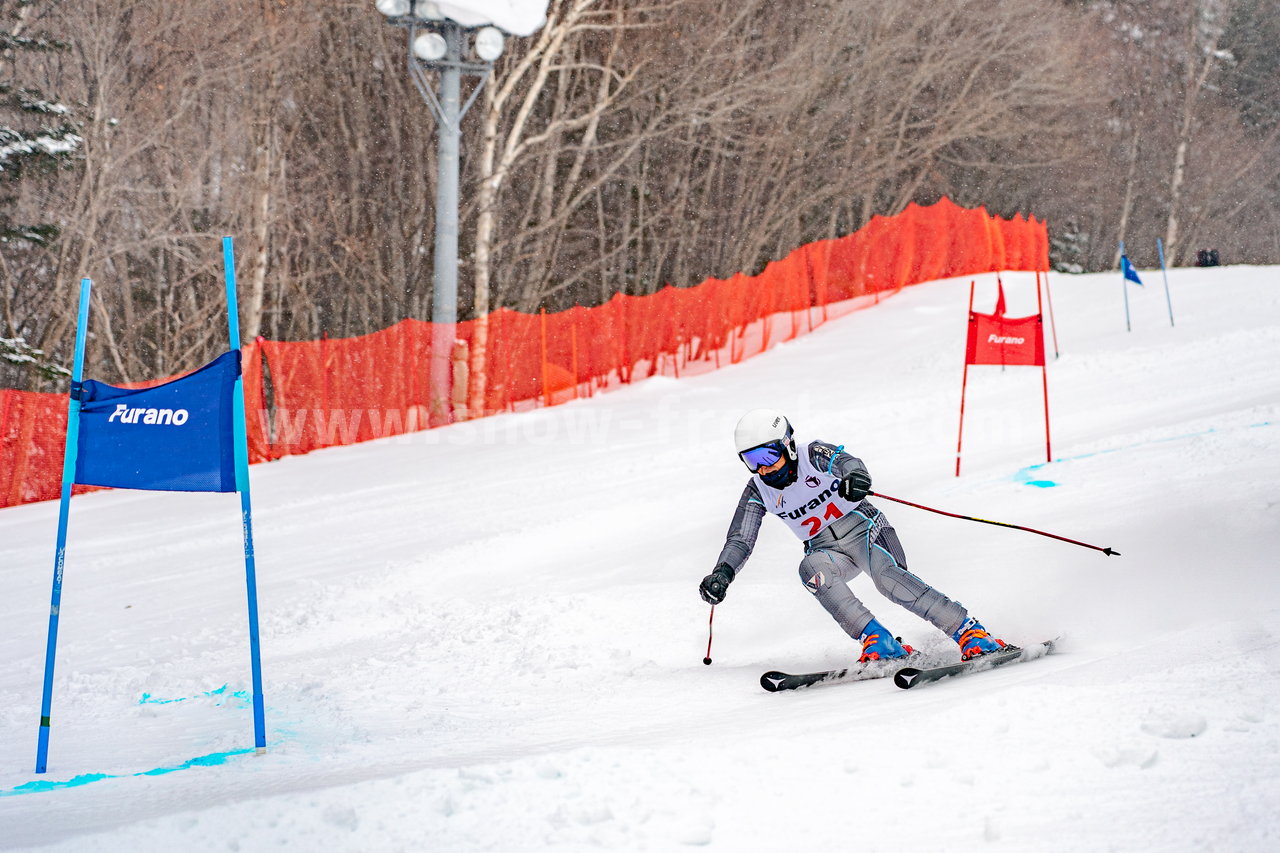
699, 564, 735, 605
838, 470, 872, 502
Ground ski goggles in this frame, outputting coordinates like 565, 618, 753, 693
740, 441, 786, 472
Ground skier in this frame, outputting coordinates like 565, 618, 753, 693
700, 409, 1007, 663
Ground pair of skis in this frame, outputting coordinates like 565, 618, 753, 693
759, 640, 1056, 692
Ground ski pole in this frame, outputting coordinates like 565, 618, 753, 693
869, 491, 1120, 556
703, 606, 715, 665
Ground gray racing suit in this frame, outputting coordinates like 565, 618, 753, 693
714, 439, 969, 641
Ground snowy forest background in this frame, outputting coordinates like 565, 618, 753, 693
2, 0, 1278, 388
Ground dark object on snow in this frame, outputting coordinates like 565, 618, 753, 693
1196, 249, 1220, 267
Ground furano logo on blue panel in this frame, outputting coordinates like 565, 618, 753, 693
107, 404, 191, 426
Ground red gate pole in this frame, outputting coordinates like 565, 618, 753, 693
955, 281, 976, 477
570, 312, 581, 400
1040, 268, 1061, 359
539, 307, 551, 408
1041, 356, 1052, 463
955, 360, 971, 478
1036, 275, 1052, 463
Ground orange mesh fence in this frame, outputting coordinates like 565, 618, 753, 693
1, 198, 1047, 507
1, 389, 71, 507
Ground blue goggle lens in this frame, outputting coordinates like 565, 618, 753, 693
740, 443, 783, 471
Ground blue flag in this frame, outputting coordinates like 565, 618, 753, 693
73, 351, 241, 492
1121, 255, 1144, 286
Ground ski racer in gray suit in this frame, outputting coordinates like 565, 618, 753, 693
699, 409, 1007, 663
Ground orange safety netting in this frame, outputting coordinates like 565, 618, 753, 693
1, 198, 1048, 507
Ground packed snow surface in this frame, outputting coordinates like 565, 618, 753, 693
2, 266, 1279, 851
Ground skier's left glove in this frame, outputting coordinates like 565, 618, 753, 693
699, 564, 735, 605
838, 470, 872, 502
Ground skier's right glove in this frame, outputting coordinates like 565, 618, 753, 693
699, 564, 736, 605
838, 470, 873, 502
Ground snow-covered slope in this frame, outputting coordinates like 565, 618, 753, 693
2, 266, 1278, 851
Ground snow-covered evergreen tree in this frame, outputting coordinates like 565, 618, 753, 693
0, 334, 69, 380
1, 0, 80, 248
1, 1, 78, 387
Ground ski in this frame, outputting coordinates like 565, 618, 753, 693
892, 639, 1056, 690
760, 652, 919, 692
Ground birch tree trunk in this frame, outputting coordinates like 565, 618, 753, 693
1165, 4, 1223, 265
467, 0, 600, 417
1114, 123, 1142, 268
241, 0, 281, 344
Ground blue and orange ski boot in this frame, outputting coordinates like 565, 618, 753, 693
952, 617, 1007, 661
858, 619, 914, 663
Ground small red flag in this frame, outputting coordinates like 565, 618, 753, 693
994, 280, 1007, 317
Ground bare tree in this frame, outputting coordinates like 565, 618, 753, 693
5, 0, 1280, 400
468, 0, 642, 415
1163, 0, 1230, 263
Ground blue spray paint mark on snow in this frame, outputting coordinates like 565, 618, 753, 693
139, 684, 249, 707
1013, 420, 1275, 487
0, 748, 256, 797
137, 748, 252, 776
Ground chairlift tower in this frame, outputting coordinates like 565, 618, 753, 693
375, 1, 506, 420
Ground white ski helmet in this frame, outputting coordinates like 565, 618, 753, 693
734, 408, 793, 454
734, 409, 799, 487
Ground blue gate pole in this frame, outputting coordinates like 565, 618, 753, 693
1120, 240, 1132, 332
1157, 238, 1175, 327
36, 278, 92, 774
223, 237, 267, 754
